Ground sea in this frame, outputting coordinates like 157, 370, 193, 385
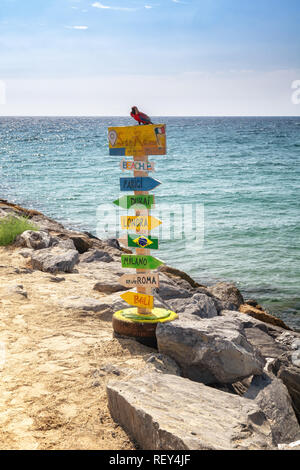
0, 116, 299, 330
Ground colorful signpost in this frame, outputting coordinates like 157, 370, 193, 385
120, 159, 155, 172
120, 215, 162, 232
108, 124, 166, 156
118, 234, 159, 250
113, 194, 155, 210
120, 176, 161, 192
108, 121, 178, 342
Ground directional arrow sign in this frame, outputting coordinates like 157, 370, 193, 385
120, 159, 155, 172
120, 291, 154, 310
113, 194, 155, 210
120, 177, 161, 192
121, 254, 164, 270
120, 215, 162, 232
119, 273, 160, 289
119, 234, 159, 250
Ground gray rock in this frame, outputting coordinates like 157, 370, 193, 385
207, 282, 244, 309
245, 373, 300, 445
93, 278, 128, 294
244, 327, 287, 360
145, 353, 182, 376
15, 230, 51, 250
79, 249, 113, 264
271, 354, 300, 424
156, 274, 192, 300
156, 316, 264, 384
107, 372, 274, 450
31, 247, 79, 273
18, 248, 34, 259
168, 293, 218, 319
51, 237, 76, 251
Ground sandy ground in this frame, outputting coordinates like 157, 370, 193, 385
0, 246, 156, 450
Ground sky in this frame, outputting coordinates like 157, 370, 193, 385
0, 0, 300, 116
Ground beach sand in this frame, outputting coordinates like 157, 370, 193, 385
0, 246, 156, 450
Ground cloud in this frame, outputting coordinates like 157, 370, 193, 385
144, 5, 152, 8
91, 2, 136, 11
67, 25, 89, 30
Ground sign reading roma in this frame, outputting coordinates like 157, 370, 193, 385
108, 124, 166, 156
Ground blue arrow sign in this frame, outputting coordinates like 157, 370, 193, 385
120, 177, 161, 192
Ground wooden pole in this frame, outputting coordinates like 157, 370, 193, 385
133, 152, 152, 314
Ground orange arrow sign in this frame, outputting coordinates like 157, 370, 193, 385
120, 291, 154, 309
119, 273, 160, 289
120, 215, 162, 232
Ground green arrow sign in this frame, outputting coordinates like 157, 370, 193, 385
128, 234, 159, 250
113, 194, 155, 210
121, 254, 164, 270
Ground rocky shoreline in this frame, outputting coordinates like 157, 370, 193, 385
0, 198, 300, 450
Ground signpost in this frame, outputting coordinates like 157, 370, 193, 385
120, 176, 161, 192
118, 234, 159, 250
120, 159, 155, 172
113, 194, 155, 210
119, 273, 160, 289
120, 215, 162, 232
108, 121, 178, 342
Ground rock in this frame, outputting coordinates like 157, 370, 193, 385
105, 238, 121, 250
79, 249, 113, 264
15, 230, 51, 250
168, 293, 218, 319
156, 315, 264, 384
145, 353, 181, 376
159, 265, 202, 289
244, 327, 287, 360
244, 372, 300, 445
18, 248, 34, 259
93, 278, 128, 294
7, 284, 28, 299
107, 372, 274, 450
67, 233, 93, 253
207, 282, 244, 309
31, 247, 79, 273
49, 276, 65, 283
271, 354, 300, 424
156, 274, 192, 301
278, 440, 300, 450
239, 304, 291, 330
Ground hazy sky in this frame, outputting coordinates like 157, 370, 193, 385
1, 0, 300, 115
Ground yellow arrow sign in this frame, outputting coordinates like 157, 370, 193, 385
120, 291, 154, 310
120, 215, 162, 232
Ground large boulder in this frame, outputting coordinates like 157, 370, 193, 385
31, 246, 79, 273
156, 316, 264, 384
207, 282, 244, 309
156, 274, 192, 300
168, 293, 218, 319
107, 372, 274, 450
244, 373, 300, 445
15, 230, 51, 250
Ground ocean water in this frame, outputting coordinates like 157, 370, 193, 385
0, 116, 299, 329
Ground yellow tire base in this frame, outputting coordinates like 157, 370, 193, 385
112, 307, 178, 339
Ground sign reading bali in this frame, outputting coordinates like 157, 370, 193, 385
108, 108, 178, 342
108, 124, 166, 156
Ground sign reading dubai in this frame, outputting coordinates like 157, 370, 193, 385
114, 194, 155, 210
108, 124, 166, 156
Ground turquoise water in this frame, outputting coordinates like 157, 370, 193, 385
0, 116, 299, 329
